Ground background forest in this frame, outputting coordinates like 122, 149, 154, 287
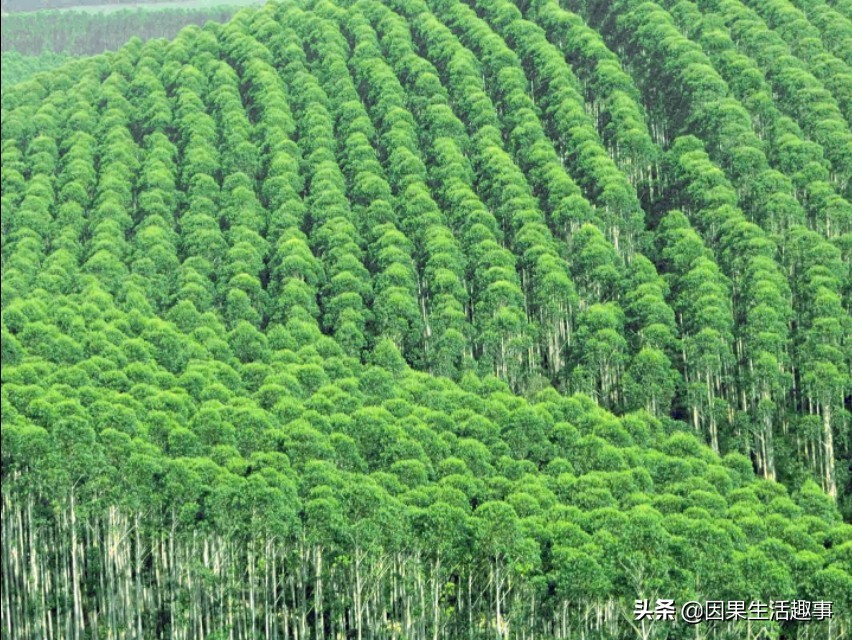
1, 7, 247, 56
1, 0, 260, 87
1, 0, 252, 12
1, 0, 850, 638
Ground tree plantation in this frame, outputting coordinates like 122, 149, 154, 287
1, 0, 850, 638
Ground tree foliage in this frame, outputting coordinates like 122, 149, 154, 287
1, 0, 849, 638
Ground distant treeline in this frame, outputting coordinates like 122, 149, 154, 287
1, 6, 239, 55
2, 0, 176, 12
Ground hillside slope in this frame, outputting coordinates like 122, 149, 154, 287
1, 0, 850, 638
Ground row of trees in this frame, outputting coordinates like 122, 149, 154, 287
514, 0, 741, 446
632, 0, 850, 500
350, 0, 575, 388
657, 0, 851, 239
738, 0, 852, 122
468, 0, 649, 255
785, 0, 852, 65
295, 1, 472, 376
1, 0, 850, 637
3, 0, 848, 505
527, 0, 659, 195
394, 0, 587, 385
574, 0, 849, 500
695, 0, 852, 193
394, 0, 667, 413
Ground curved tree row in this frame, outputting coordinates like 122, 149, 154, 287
169, 30, 234, 322
467, 0, 649, 254
663, 137, 850, 496
416, 0, 686, 414
84, 55, 141, 300
739, 0, 852, 120
324, 5, 475, 379
656, 211, 738, 453
354, 0, 582, 388
786, 0, 852, 64
351, 1, 540, 383
273, 7, 377, 357
128, 55, 182, 314
694, 0, 852, 192
2, 2, 850, 638
578, 0, 849, 495
591, 0, 811, 233
401, 0, 599, 245
382, 0, 634, 402
461, 0, 687, 416
2, 87, 67, 304
525, 0, 660, 197
292, 3, 429, 365
660, 0, 851, 238
238, 40, 319, 335
468, 0, 684, 415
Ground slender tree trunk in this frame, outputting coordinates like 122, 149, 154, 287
70, 490, 85, 640
823, 402, 837, 498
314, 546, 324, 640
